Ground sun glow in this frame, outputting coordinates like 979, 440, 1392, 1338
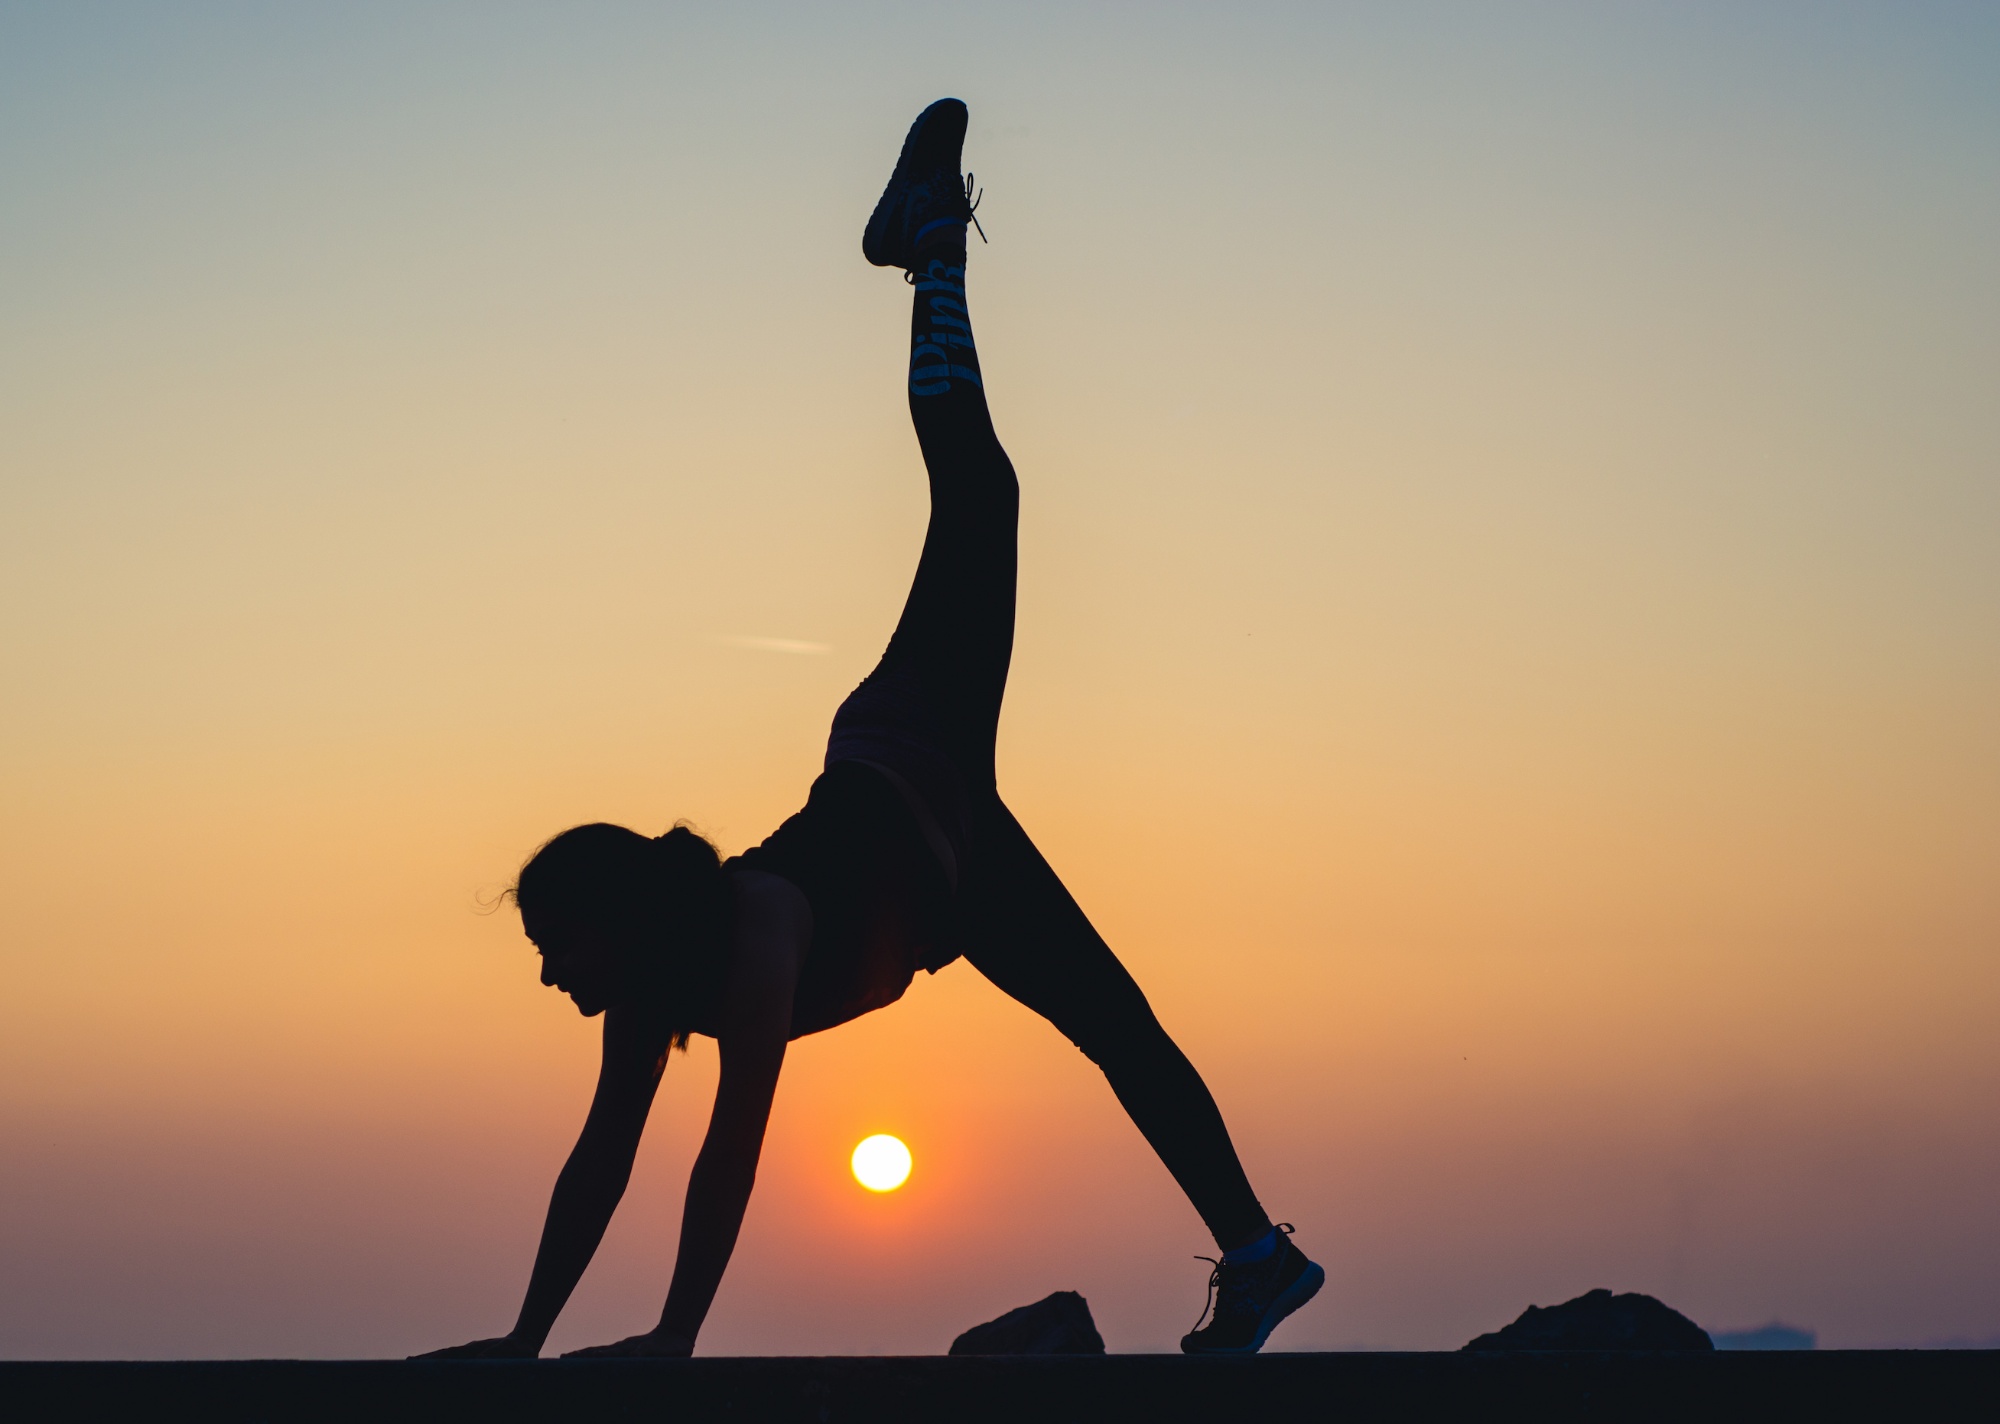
850, 1134, 912, 1192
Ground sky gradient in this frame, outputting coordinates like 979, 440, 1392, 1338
2, 1, 1997, 1356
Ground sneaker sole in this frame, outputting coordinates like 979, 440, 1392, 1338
1184, 1261, 1326, 1356
862, 100, 968, 268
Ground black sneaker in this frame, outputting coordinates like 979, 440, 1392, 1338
1179, 1224, 1325, 1355
862, 98, 982, 270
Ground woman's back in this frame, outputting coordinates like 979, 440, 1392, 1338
732, 759, 956, 1039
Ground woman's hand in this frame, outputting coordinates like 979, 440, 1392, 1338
409, 1334, 539, 1360
561, 1329, 695, 1359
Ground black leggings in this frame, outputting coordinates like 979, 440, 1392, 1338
864, 255, 1270, 1250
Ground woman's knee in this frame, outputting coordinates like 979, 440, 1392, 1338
1057, 976, 1176, 1071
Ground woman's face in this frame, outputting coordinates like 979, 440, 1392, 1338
526, 918, 626, 1017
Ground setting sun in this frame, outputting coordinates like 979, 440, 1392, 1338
850, 1134, 913, 1193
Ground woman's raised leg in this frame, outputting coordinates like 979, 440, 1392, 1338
836, 99, 1018, 838
879, 243, 1019, 789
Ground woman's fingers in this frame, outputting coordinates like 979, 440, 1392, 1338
561, 1335, 647, 1358
416, 1330, 696, 1360
409, 1335, 535, 1359
560, 1330, 693, 1358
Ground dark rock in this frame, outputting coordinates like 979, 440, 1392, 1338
949, 1291, 1106, 1356
1463, 1288, 1714, 1352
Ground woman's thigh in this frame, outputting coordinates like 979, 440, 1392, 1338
957, 799, 1161, 1061
876, 443, 1019, 777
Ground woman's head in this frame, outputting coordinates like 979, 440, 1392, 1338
514, 822, 728, 1032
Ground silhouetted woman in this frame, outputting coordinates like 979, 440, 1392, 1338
421, 100, 1321, 1360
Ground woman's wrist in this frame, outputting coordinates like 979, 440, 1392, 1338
657, 1302, 704, 1346
507, 1320, 552, 1353
647, 1326, 696, 1354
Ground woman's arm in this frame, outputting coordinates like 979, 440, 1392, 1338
564, 869, 810, 1357
413, 1010, 667, 1359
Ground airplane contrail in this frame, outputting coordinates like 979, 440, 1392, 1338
712, 634, 833, 656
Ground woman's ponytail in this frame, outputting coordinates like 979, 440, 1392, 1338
650, 821, 729, 956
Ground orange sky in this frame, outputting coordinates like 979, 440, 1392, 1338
2, 3, 1997, 1355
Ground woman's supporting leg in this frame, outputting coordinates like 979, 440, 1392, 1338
959, 799, 1273, 1252
853, 99, 1016, 786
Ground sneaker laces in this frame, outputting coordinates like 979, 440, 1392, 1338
1186, 1224, 1296, 1336
964, 173, 988, 244
1188, 1256, 1228, 1336
901, 173, 986, 283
